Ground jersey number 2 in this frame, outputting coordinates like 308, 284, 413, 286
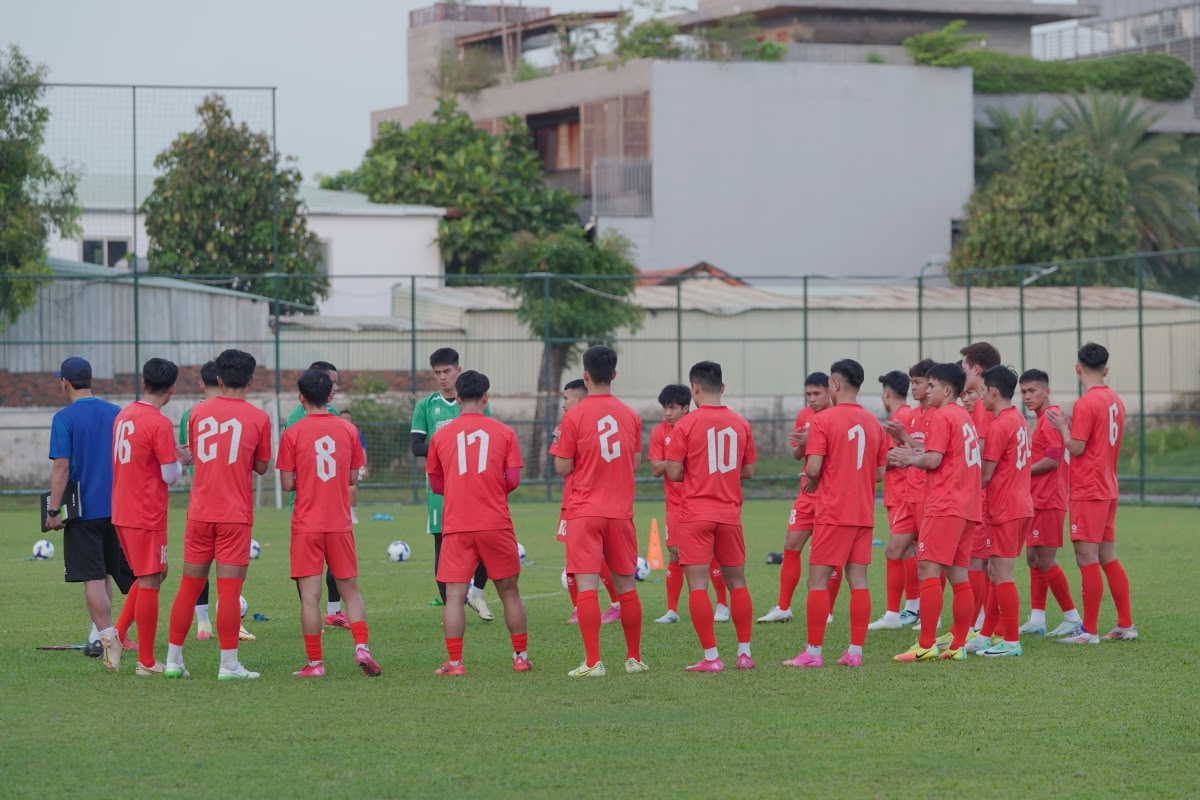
195, 417, 243, 465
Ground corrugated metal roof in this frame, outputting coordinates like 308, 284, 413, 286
276, 314, 461, 333
48, 257, 274, 303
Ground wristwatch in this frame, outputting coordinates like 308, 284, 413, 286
47, 508, 61, 517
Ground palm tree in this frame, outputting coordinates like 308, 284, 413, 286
975, 102, 1060, 185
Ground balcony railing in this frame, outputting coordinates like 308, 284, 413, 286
1034, 3, 1200, 60
593, 158, 652, 218
409, 3, 550, 29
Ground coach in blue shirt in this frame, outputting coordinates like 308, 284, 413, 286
46, 356, 135, 663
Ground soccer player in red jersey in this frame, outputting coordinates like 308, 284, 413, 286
869, 369, 915, 631
651, 384, 729, 625
665, 361, 758, 673
111, 359, 191, 675
967, 366, 1034, 657
427, 370, 528, 675
555, 346, 646, 677
960, 342, 1001, 633
758, 372, 830, 623
1018, 369, 1081, 637
784, 360, 887, 668
1047, 342, 1136, 644
889, 362, 981, 662
165, 349, 271, 680
278, 370, 379, 678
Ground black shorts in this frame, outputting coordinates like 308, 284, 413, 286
63, 517, 135, 593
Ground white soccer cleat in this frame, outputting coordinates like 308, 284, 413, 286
1018, 619, 1046, 635
912, 617, 941, 631
867, 614, 903, 631
238, 626, 256, 642
101, 630, 123, 673
1046, 620, 1080, 638
713, 604, 730, 623
826, 614, 834, 624
1057, 628, 1101, 645
217, 663, 262, 680
965, 634, 996, 654
756, 606, 793, 623
468, 594, 495, 622
351, 509, 359, 525
898, 609, 920, 626
1105, 625, 1139, 641
164, 663, 191, 679
655, 610, 680, 624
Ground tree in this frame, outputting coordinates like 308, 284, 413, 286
141, 95, 325, 309
903, 19, 987, 66
949, 138, 1140, 285
488, 227, 644, 476
0, 46, 80, 325
333, 99, 578, 275
612, 0, 690, 63
974, 102, 1060, 186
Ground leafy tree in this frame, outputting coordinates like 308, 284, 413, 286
903, 19, 988, 65
0, 45, 80, 325
141, 95, 325, 309
949, 138, 1140, 285
488, 227, 643, 476
332, 99, 578, 275
697, 14, 784, 62
613, 0, 690, 63
974, 103, 1060, 186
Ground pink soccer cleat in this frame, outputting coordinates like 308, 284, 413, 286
600, 604, 621, 624
685, 657, 724, 673
120, 636, 138, 651
513, 655, 532, 673
434, 661, 466, 676
836, 650, 864, 667
735, 654, 756, 670
356, 648, 382, 677
782, 652, 824, 668
566, 608, 579, 624
324, 611, 350, 629
293, 663, 325, 678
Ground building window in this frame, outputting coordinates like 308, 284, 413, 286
317, 240, 331, 275
82, 238, 131, 267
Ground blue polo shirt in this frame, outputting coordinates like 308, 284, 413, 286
48, 396, 122, 520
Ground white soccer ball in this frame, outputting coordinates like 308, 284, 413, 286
635, 557, 650, 581
517, 542, 527, 562
32, 539, 55, 560
249, 539, 261, 560
239, 595, 248, 619
561, 569, 569, 592
388, 540, 411, 562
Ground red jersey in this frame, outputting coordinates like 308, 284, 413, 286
549, 424, 572, 514
1030, 406, 1068, 511
426, 413, 523, 534
187, 396, 272, 524
555, 394, 642, 520
277, 413, 365, 535
981, 406, 1034, 524
807, 403, 888, 527
649, 420, 685, 514
922, 403, 982, 521
665, 405, 757, 525
971, 400, 992, 514
1068, 385, 1125, 501
111, 401, 178, 531
904, 404, 930, 503
883, 405, 913, 508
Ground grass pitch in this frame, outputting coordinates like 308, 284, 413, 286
3, 501, 1198, 799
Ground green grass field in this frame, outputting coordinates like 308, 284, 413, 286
4, 501, 1198, 798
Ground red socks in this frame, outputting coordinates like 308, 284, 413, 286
511, 632, 528, 654
1029, 566, 1048, 612
980, 581, 999, 637
996, 581, 1020, 641
968, 568, 988, 628
885, 559, 905, 613
1103, 560, 1133, 628
115, 581, 140, 641
849, 588, 870, 647
950, 581, 974, 650
806, 589, 829, 648
709, 560, 727, 606
665, 562, 683, 613
350, 620, 368, 648
216, 577, 243, 650
918, 577, 943, 649
730, 586, 752, 645
827, 567, 844, 611
445, 636, 463, 662
1044, 564, 1077, 613
305, 633, 323, 662
566, 572, 578, 608
616, 590, 642, 661
903, 556, 919, 602
168, 574, 208, 646
135, 587, 158, 669
599, 562, 617, 603
576, 589, 602, 666
778, 549, 801, 611
1080, 562, 1104, 635
689, 589, 717, 650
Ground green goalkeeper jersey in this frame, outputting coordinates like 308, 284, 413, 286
411, 391, 491, 534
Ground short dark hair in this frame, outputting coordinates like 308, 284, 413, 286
926, 362, 966, 397
298, 369, 333, 407
909, 358, 937, 379
658, 384, 691, 407
879, 370, 910, 398
804, 372, 829, 388
960, 342, 1001, 371
829, 359, 864, 389
309, 360, 337, 373
689, 361, 723, 392
200, 360, 219, 387
1019, 368, 1049, 386
429, 348, 459, 368
1078, 342, 1110, 370
582, 346, 617, 384
215, 349, 256, 389
142, 358, 179, 393
67, 376, 91, 390
563, 379, 586, 394
982, 365, 1019, 400
340, 409, 353, 418
456, 369, 489, 401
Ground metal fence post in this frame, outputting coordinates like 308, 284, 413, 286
271, 88, 281, 404
676, 276, 683, 383
1075, 263, 1083, 398
543, 273, 553, 499
965, 271, 973, 343
1137, 257, 1146, 503
1018, 267, 1026, 371
917, 274, 924, 359
802, 275, 809, 379
131, 85, 140, 399
410, 274, 418, 506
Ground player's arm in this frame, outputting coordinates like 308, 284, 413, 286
410, 399, 429, 457
891, 446, 942, 471
279, 470, 296, 492
554, 456, 574, 477
411, 432, 429, 458
426, 442, 445, 495
649, 459, 669, 477
1046, 408, 1086, 457
1030, 449, 1061, 476
253, 459, 270, 475
46, 457, 70, 529
789, 428, 808, 460
664, 459, 684, 482
803, 453, 823, 493
981, 459, 998, 488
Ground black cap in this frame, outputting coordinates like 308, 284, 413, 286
55, 356, 92, 382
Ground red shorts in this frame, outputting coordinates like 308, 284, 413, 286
184, 519, 252, 566
675, 520, 745, 567
291, 529, 357, 580
887, 505, 917, 536
917, 515, 971, 568
564, 517, 637, 576
437, 528, 521, 584
555, 515, 567, 543
970, 520, 990, 560
664, 512, 679, 548
1070, 499, 1118, 544
810, 524, 873, 567
987, 518, 1031, 559
1028, 508, 1066, 549
115, 526, 167, 577
787, 494, 816, 533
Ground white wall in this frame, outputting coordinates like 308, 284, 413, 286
47, 211, 148, 263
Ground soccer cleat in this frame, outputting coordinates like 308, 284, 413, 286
196, 622, 213, 641
434, 661, 466, 676
1105, 625, 1139, 641
898, 609, 920, 626
513, 655, 532, 673
735, 654, 756, 670
980, 641, 1024, 657
826, 614, 834, 624
934, 631, 954, 649
685, 657, 724, 673
566, 608, 579, 624
83, 640, 103, 658
356, 648, 382, 677
835, 650, 863, 668
965, 634, 995, 654
164, 663, 191, 679
350, 509, 359, 525
217, 664, 261, 680
293, 663, 325, 678
868, 615, 903, 631
600, 604, 622, 625
654, 610, 680, 624
939, 647, 967, 661
468, 594, 495, 622
567, 661, 606, 678
782, 652, 823, 668
120, 636, 137, 651
135, 661, 166, 676
324, 611, 350, 629
1019, 619, 1047, 635
625, 658, 650, 674
757, 606, 794, 623
238, 626, 256, 642
893, 643, 939, 662
101, 630, 123, 672
1046, 620, 1080, 638
713, 604, 730, 623
912, 617, 941, 631
1056, 627, 1101, 645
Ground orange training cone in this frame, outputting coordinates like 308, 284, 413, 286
646, 518, 665, 571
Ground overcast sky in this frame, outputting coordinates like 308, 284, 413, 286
9, 0, 684, 182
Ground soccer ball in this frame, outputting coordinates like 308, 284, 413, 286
561, 569, 569, 592
387, 541, 411, 562
249, 539, 261, 560
239, 595, 248, 619
635, 557, 650, 581
32, 539, 55, 560
517, 542, 527, 562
